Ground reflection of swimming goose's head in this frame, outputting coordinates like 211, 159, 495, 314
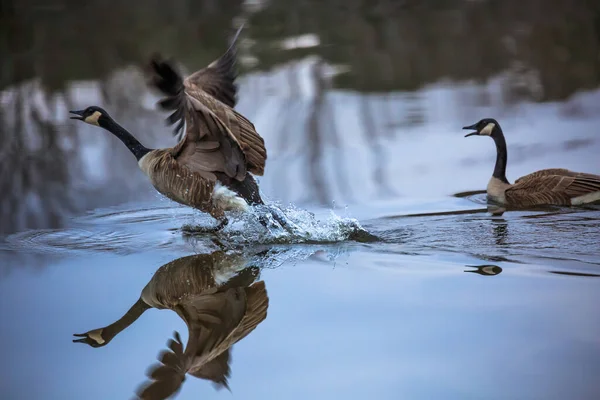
464, 265, 503, 276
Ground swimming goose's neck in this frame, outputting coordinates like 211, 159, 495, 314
102, 298, 151, 339
492, 130, 509, 184
103, 118, 151, 160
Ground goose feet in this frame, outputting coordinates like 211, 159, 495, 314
255, 205, 306, 236
181, 217, 229, 236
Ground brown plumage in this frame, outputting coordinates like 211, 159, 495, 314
144, 23, 267, 227
505, 168, 600, 206
69, 25, 268, 231
463, 118, 600, 207
72, 251, 269, 398
149, 24, 266, 177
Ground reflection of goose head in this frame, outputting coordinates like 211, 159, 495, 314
73, 250, 269, 397
464, 265, 503, 276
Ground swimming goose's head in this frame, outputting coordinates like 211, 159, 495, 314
72, 328, 110, 348
463, 118, 501, 138
69, 106, 110, 127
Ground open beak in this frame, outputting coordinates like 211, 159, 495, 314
462, 123, 479, 137
69, 110, 85, 120
72, 333, 91, 344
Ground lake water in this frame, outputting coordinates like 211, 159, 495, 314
1, 194, 599, 400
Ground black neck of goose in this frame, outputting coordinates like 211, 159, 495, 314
102, 118, 151, 160
102, 298, 151, 342
492, 129, 509, 184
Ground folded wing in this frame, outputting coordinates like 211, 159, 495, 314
507, 169, 600, 205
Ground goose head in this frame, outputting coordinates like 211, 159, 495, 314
69, 106, 111, 127
463, 118, 501, 138
72, 328, 110, 348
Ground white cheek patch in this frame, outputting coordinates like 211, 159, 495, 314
481, 266, 497, 275
87, 329, 105, 344
84, 111, 102, 126
480, 122, 495, 136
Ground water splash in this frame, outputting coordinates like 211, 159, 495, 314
181, 202, 379, 245
2, 200, 378, 257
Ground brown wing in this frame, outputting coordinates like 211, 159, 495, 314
228, 281, 269, 343
149, 24, 267, 176
135, 331, 189, 400
189, 350, 231, 391
514, 168, 578, 184
135, 289, 245, 400
185, 280, 267, 390
184, 24, 244, 108
506, 169, 600, 206
186, 281, 269, 389
172, 95, 247, 181
185, 88, 267, 176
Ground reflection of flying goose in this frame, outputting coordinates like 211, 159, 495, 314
463, 118, 600, 207
73, 251, 269, 397
69, 25, 287, 233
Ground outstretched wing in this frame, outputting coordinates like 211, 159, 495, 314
149, 25, 267, 176
183, 24, 244, 108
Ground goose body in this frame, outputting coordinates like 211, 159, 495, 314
70, 25, 267, 231
463, 118, 600, 208
73, 251, 269, 398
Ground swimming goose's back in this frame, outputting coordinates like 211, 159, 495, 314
506, 168, 600, 206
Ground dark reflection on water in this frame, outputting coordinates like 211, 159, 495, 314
73, 250, 269, 399
1, 201, 375, 261
2, 197, 600, 270
370, 196, 600, 268
464, 265, 503, 276
1, 245, 600, 399
1, 199, 600, 399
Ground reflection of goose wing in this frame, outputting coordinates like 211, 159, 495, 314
135, 287, 247, 399
135, 331, 188, 400
189, 281, 269, 389
189, 350, 232, 390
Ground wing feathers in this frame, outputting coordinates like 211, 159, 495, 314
507, 169, 600, 206
184, 24, 244, 107
148, 24, 266, 183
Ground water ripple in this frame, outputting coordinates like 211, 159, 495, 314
3, 202, 375, 256
2, 198, 599, 270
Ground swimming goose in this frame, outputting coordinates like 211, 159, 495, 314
73, 251, 269, 397
70, 25, 271, 232
463, 118, 600, 207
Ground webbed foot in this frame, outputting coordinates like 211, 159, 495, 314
181, 217, 229, 235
